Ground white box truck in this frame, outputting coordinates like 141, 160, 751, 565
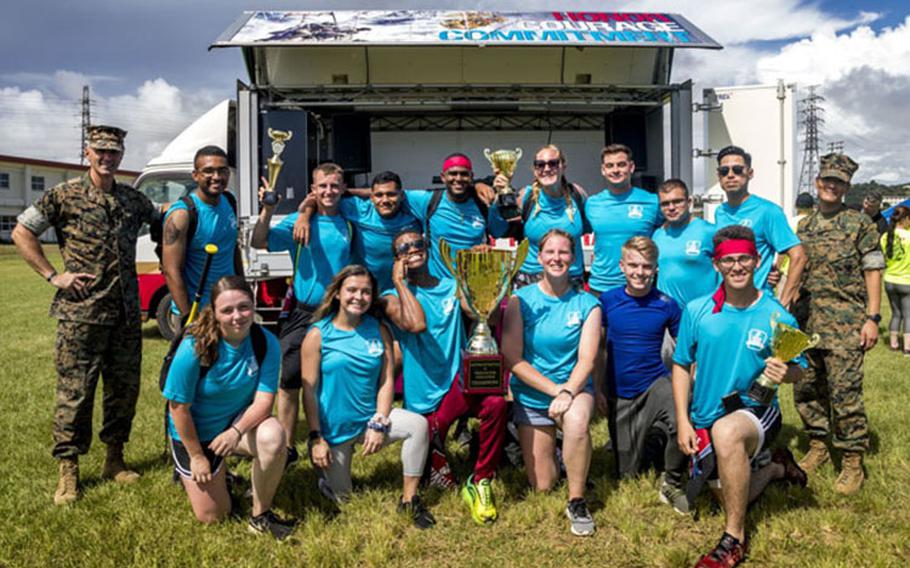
136, 9, 729, 337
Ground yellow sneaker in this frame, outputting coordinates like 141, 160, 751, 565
461, 475, 497, 525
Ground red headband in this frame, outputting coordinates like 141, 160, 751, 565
442, 155, 472, 172
711, 239, 759, 313
713, 239, 758, 259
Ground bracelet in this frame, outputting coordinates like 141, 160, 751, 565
367, 421, 390, 434
230, 425, 243, 438
46, 270, 57, 283
558, 388, 574, 399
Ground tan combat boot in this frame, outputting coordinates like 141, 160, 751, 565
102, 444, 140, 484
798, 439, 830, 473
54, 458, 80, 505
834, 452, 865, 495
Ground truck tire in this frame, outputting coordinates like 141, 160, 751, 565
156, 293, 177, 341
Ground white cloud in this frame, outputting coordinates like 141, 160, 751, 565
0, 73, 220, 170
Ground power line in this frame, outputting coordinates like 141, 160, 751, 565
798, 85, 825, 196
80, 85, 91, 165
826, 140, 845, 154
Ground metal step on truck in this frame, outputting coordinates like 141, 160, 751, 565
134, 10, 800, 338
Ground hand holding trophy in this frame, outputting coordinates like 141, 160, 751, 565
484, 148, 522, 220
440, 238, 529, 394
747, 314, 819, 405
264, 128, 293, 206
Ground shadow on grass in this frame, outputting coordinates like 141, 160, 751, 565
781, 421, 880, 459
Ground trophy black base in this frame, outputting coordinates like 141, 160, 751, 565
462, 353, 505, 395
746, 382, 776, 406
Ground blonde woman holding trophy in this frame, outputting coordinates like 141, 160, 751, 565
502, 229, 601, 536
493, 145, 589, 289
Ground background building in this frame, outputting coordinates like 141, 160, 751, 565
0, 154, 139, 242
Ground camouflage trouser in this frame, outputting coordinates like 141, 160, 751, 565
52, 318, 142, 459
793, 348, 868, 453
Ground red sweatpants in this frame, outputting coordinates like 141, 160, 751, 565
425, 375, 507, 481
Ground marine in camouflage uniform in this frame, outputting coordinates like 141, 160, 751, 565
792, 153, 884, 495
12, 125, 160, 504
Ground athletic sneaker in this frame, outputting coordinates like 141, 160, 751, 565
461, 475, 498, 525
658, 474, 690, 515
398, 495, 436, 530
565, 498, 596, 536
427, 448, 457, 490
248, 510, 297, 541
694, 533, 748, 568
285, 446, 299, 471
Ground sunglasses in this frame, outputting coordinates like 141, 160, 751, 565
717, 165, 748, 177
395, 239, 428, 256
533, 159, 561, 171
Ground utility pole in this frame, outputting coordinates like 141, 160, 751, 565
797, 86, 824, 195
80, 85, 91, 165
826, 140, 845, 154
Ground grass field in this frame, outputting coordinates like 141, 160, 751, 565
0, 244, 908, 567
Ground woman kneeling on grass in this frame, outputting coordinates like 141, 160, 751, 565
300, 265, 435, 529
502, 229, 602, 537
163, 276, 295, 540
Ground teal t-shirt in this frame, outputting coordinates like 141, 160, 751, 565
165, 192, 238, 314
510, 284, 599, 410
314, 315, 385, 446
268, 212, 351, 306
714, 195, 800, 290
163, 330, 280, 442
518, 186, 587, 277
585, 187, 662, 292
339, 196, 421, 292
405, 189, 509, 278
673, 292, 806, 429
653, 217, 721, 307
383, 278, 465, 414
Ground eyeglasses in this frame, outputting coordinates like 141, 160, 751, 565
395, 239, 428, 256
659, 198, 688, 208
197, 167, 230, 177
716, 255, 757, 270
533, 159, 561, 171
717, 165, 747, 177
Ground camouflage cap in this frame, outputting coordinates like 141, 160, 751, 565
86, 125, 126, 152
818, 152, 858, 183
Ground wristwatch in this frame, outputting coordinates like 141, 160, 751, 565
866, 314, 882, 324
307, 429, 323, 444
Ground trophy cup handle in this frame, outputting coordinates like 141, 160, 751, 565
514, 148, 523, 160
509, 239, 531, 281
483, 148, 493, 162
439, 239, 458, 279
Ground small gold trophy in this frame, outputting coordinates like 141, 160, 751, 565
440, 238, 529, 394
264, 128, 293, 206
747, 314, 820, 405
484, 148, 522, 220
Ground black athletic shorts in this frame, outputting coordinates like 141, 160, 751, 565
278, 303, 317, 390
706, 404, 782, 486
171, 438, 225, 480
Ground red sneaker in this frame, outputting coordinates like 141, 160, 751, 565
427, 448, 457, 490
694, 533, 748, 568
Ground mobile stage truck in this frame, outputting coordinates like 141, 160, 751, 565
138, 10, 798, 338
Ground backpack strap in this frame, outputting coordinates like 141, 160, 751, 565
250, 323, 268, 367
180, 195, 199, 246
424, 189, 446, 242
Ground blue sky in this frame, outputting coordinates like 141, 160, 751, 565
2, 1, 909, 182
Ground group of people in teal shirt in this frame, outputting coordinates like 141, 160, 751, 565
160, 143, 821, 567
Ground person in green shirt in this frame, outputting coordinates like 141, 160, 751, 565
881, 205, 910, 354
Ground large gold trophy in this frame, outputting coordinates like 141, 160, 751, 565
263, 128, 293, 206
747, 314, 820, 405
440, 238, 529, 394
483, 148, 522, 220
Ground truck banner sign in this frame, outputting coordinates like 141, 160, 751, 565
214, 11, 721, 49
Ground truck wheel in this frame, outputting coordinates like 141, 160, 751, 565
156, 293, 177, 341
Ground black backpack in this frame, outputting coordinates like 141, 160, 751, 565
149, 191, 238, 264
159, 322, 269, 392
424, 188, 490, 243
509, 183, 588, 241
